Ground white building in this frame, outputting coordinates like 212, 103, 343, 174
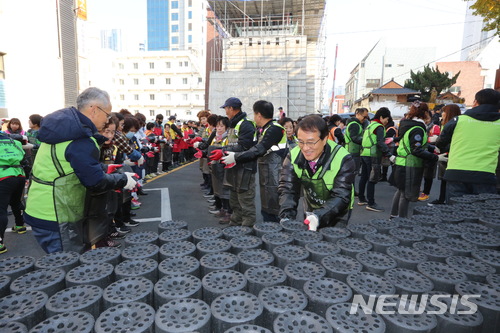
460, 1, 496, 61
345, 40, 435, 107
110, 51, 206, 120
0, 0, 78, 121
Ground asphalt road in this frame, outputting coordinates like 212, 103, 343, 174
3, 161, 439, 259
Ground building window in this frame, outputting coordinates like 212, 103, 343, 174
119, 79, 124, 85
449, 86, 461, 93
184, 61, 188, 67
366, 79, 380, 88
166, 78, 171, 84
120, 94, 125, 100
188, 23, 192, 31
150, 110, 155, 117
397, 64, 404, 67
384, 64, 392, 68
166, 62, 171, 68
188, 0, 192, 6
150, 78, 155, 85
149, 62, 154, 69
134, 110, 139, 114
166, 110, 171, 116
182, 94, 188, 100
188, 35, 192, 43
134, 94, 139, 100
133, 63, 138, 69
179, 61, 183, 67
186, 111, 192, 115
0, 53, 5, 79
172, 36, 179, 44
195, 94, 199, 100
361, 62, 365, 68
172, 25, 179, 33
172, 13, 179, 21
188, 11, 192, 19
171, 1, 178, 9
198, 77, 202, 84
134, 78, 139, 85
150, 94, 155, 100
166, 94, 171, 100
118, 63, 124, 69
182, 78, 188, 84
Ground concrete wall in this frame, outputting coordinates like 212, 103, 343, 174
209, 70, 288, 118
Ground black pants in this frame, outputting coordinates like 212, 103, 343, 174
446, 181, 497, 203
359, 157, 377, 205
0, 176, 26, 240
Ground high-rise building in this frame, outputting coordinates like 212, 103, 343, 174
460, 1, 496, 61
147, 0, 206, 53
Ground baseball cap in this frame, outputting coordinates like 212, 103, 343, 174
220, 97, 242, 109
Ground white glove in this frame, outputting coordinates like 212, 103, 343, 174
22, 143, 34, 150
193, 142, 201, 149
438, 154, 448, 163
428, 135, 438, 143
123, 172, 137, 191
434, 146, 440, 154
22, 135, 28, 142
123, 159, 135, 166
137, 156, 145, 166
221, 151, 236, 165
304, 213, 319, 231
153, 147, 159, 153
389, 155, 396, 164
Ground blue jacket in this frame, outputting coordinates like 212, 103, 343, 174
25, 107, 127, 230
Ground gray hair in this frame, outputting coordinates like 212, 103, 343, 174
76, 87, 111, 110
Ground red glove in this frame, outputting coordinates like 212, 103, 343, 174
194, 149, 203, 159
106, 164, 123, 174
146, 151, 155, 158
224, 163, 236, 169
209, 149, 224, 161
192, 136, 203, 143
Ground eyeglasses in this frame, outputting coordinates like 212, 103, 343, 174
94, 105, 112, 120
297, 138, 321, 148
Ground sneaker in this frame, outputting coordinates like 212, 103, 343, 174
0, 244, 7, 254
116, 226, 132, 234
124, 219, 140, 227
109, 231, 126, 240
97, 238, 121, 248
209, 208, 221, 214
144, 174, 153, 180
215, 209, 226, 218
357, 200, 368, 206
131, 199, 141, 206
418, 193, 429, 201
207, 199, 216, 204
366, 204, 384, 212
203, 193, 214, 198
428, 200, 445, 206
11, 225, 27, 234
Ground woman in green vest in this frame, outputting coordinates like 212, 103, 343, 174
390, 102, 446, 218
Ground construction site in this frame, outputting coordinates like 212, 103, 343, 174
206, 0, 328, 119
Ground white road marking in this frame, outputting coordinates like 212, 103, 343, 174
161, 187, 172, 221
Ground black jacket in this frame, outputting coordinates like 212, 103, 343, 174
223, 111, 257, 153
397, 119, 438, 162
235, 120, 286, 162
437, 104, 500, 184
345, 117, 365, 146
278, 144, 356, 228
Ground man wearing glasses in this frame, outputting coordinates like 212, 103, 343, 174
278, 115, 356, 231
25, 87, 137, 253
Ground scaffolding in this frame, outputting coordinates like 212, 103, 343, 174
206, 0, 327, 119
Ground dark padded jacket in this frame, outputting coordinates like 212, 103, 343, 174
278, 143, 356, 228
397, 119, 438, 162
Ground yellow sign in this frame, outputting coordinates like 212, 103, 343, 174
77, 0, 87, 21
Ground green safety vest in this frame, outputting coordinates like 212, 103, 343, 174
361, 122, 384, 157
227, 118, 256, 146
395, 126, 428, 168
290, 140, 354, 211
0, 135, 25, 178
447, 115, 500, 174
25, 138, 98, 223
260, 122, 287, 153
345, 121, 362, 154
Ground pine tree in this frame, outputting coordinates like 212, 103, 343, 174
404, 65, 460, 102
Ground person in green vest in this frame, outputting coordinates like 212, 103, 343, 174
209, 97, 257, 227
221, 100, 287, 222
24, 87, 138, 254
358, 107, 393, 212
390, 102, 446, 218
436, 88, 500, 201
344, 108, 370, 193
0, 132, 30, 254
278, 115, 355, 230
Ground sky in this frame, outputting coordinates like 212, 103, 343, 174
86, 0, 471, 94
